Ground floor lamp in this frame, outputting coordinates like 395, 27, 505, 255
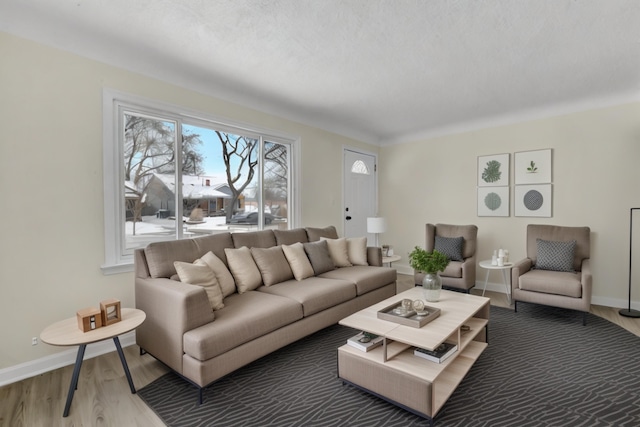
620, 207, 640, 318
367, 217, 386, 248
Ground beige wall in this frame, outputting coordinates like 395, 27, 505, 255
380, 102, 640, 308
0, 32, 375, 370
3, 30, 639, 377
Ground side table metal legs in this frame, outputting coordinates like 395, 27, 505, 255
63, 344, 86, 417
481, 268, 511, 304
62, 337, 136, 417
114, 336, 136, 394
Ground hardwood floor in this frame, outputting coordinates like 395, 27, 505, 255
2, 274, 638, 427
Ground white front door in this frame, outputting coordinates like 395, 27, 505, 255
343, 149, 377, 243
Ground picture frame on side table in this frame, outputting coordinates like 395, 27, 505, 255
478, 153, 509, 187
515, 184, 552, 217
515, 149, 552, 184
478, 186, 509, 217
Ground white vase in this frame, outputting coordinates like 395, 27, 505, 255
422, 272, 442, 302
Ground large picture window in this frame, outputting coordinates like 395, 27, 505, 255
103, 90, 298, 273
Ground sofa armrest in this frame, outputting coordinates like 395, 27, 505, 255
135, 277, 215, 373
581, 258, 592, 301
460, 255, 476, 284
511, 258, 533, 293
367, 246, 383, 266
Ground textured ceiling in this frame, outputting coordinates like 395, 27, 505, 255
2, 0, 639, 144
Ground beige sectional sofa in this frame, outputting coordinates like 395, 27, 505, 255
134, 226, 396, 399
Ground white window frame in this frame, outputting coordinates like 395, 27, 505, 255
101, 89, 301, 274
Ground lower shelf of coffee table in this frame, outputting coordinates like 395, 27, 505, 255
338, 339, 487, 419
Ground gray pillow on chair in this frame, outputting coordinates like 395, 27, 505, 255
434, 236, 464, 261
535, 239, 576, 272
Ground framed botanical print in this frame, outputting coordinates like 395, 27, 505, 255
478, 153, 509, 187
515, 149, 552, 184
478, 186, 509, 217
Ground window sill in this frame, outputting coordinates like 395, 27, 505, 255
101, 262, 134, 275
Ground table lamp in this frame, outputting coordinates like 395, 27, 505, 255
367, 217, 386, 247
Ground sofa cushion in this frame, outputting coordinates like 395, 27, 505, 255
442, 261, 463, 278
144, 238, 200, 278
198, 251, 236, 297
321, 237, 352, 267
282, 242, 315, 281
173, 261, 224, 311
305, 226, 339, 242
536, 239, 576, 272
224, 247, 262, 293
193, 232, 234, 265
347, 237, 368, 266
273, 228, 309, 246
251, 246, 294, 286
258, 277, 356, 316
183, 291, 303, 361
518, 269, 582, 298
303, 240, 335, 275
319, 266, 397, 296
231, 230, 277, 249
434, 235, 464, 261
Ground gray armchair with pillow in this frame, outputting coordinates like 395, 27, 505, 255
512, 224, 592, 325
414, 224, 478, 292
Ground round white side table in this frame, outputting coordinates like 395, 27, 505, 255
478, 260, 513, 303
382, 254, 401, 267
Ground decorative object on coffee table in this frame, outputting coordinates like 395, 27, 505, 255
377, 299, 440, 327
409, 246, 450, 302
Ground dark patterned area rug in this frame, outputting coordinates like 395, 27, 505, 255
138, 305, 640, 426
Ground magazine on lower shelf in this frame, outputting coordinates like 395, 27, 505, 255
414, 342, 458, 363
347, 332, 384, 352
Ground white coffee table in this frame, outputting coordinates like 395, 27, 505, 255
479, 260, 513, 303
337, 288, 489, 423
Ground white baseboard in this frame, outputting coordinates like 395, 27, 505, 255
0, 331, 136, 387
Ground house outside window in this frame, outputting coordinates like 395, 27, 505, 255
103, 90, 299, 274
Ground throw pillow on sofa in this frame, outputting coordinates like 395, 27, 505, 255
225, 246, 263, 293
251, 246, 294, 286
321, 237, 352, 267
173, 261, 224, 311
282, 242, 315, 281
198, 251, 236, 297
347, 237, 368, 266
303, 240, 336, 275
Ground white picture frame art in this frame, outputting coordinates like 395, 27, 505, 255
478, 153, 509, 187
515, 184, 552, 217
478, 186, 509, 217
515, 149, 552, 184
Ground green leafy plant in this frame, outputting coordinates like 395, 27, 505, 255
527, 160, 538, 173
481, 160, 502, 183
408, 247, 450, 274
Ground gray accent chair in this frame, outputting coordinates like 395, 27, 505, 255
414, 223, 478, 292
512, 224, 592, 325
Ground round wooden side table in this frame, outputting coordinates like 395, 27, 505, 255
40, 308, 146, 417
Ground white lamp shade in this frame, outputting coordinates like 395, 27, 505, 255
367, 217, 387, 234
